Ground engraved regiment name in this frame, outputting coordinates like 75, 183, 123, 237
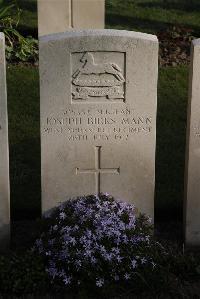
72, 52, 125, 102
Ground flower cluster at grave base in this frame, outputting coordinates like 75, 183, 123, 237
34, 194, 159, 289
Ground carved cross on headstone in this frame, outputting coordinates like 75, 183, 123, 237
76, 146, 120, 195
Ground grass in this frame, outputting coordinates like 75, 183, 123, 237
156, 66, 188, 221
17, 0, 38, 36
106, 0, 200, 35
7, 65, 40, 220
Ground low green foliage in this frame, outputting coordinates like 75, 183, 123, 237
6, 33, 38, 62
0, 252, 48, 296
0, 1, 38, 62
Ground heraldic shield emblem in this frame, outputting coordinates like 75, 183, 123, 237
71, 52, 126, 102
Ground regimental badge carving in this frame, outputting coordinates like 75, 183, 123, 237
71, 52, 126, 102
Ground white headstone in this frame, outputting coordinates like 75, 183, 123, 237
38, 0, 105, 36
185, 39, 200, 246
0, 33, 10, 249
40, 29, 158, 220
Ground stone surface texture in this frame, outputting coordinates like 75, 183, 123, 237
185, 39, 200, 246
40, 29, 158, 220
38, 0, 71, 36
38, 0, 105, 36
72, 0, 104, 29
0, 33, 10, 249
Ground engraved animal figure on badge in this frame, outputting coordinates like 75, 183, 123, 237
72, 52, 125, 82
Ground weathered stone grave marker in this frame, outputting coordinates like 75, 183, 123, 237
40, 29, 158, 219
38, 0, 105, 36
0, 33, 10, 248
185, 39, 200, 246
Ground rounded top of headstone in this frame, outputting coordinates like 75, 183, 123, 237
40, 29, 158, 44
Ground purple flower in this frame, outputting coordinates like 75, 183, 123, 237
61, 226, 72, 234
47, 267, 57, 279
48, 239, 55, 246
69, 237, 76, 246
90, 256, 97, 264
114, 274, 119, 281
84, 249, 92, 258
35, 238, 42, 247
60, 212, 66, 220
124, 273, 131, 280
112, 247, 120, 255
104, 192, 110, 197
122, 234, 128, 243
73, 225, 79, 231
141, 257, 147, 264
59, 249, 69, 259
96, 278, 104, 287
75, 259, 82, 269
116, 255, 123, 263
131, 259, 137, 269
58, 270, 66, 277
151, 262, 156, 269
103, 252, 113, 261
53, 225, 58, 231
63, 276, 72, 285
35, 194, 156, 289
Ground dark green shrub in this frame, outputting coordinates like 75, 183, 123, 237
0, 252, 48, 295
0, 1, 38, 63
